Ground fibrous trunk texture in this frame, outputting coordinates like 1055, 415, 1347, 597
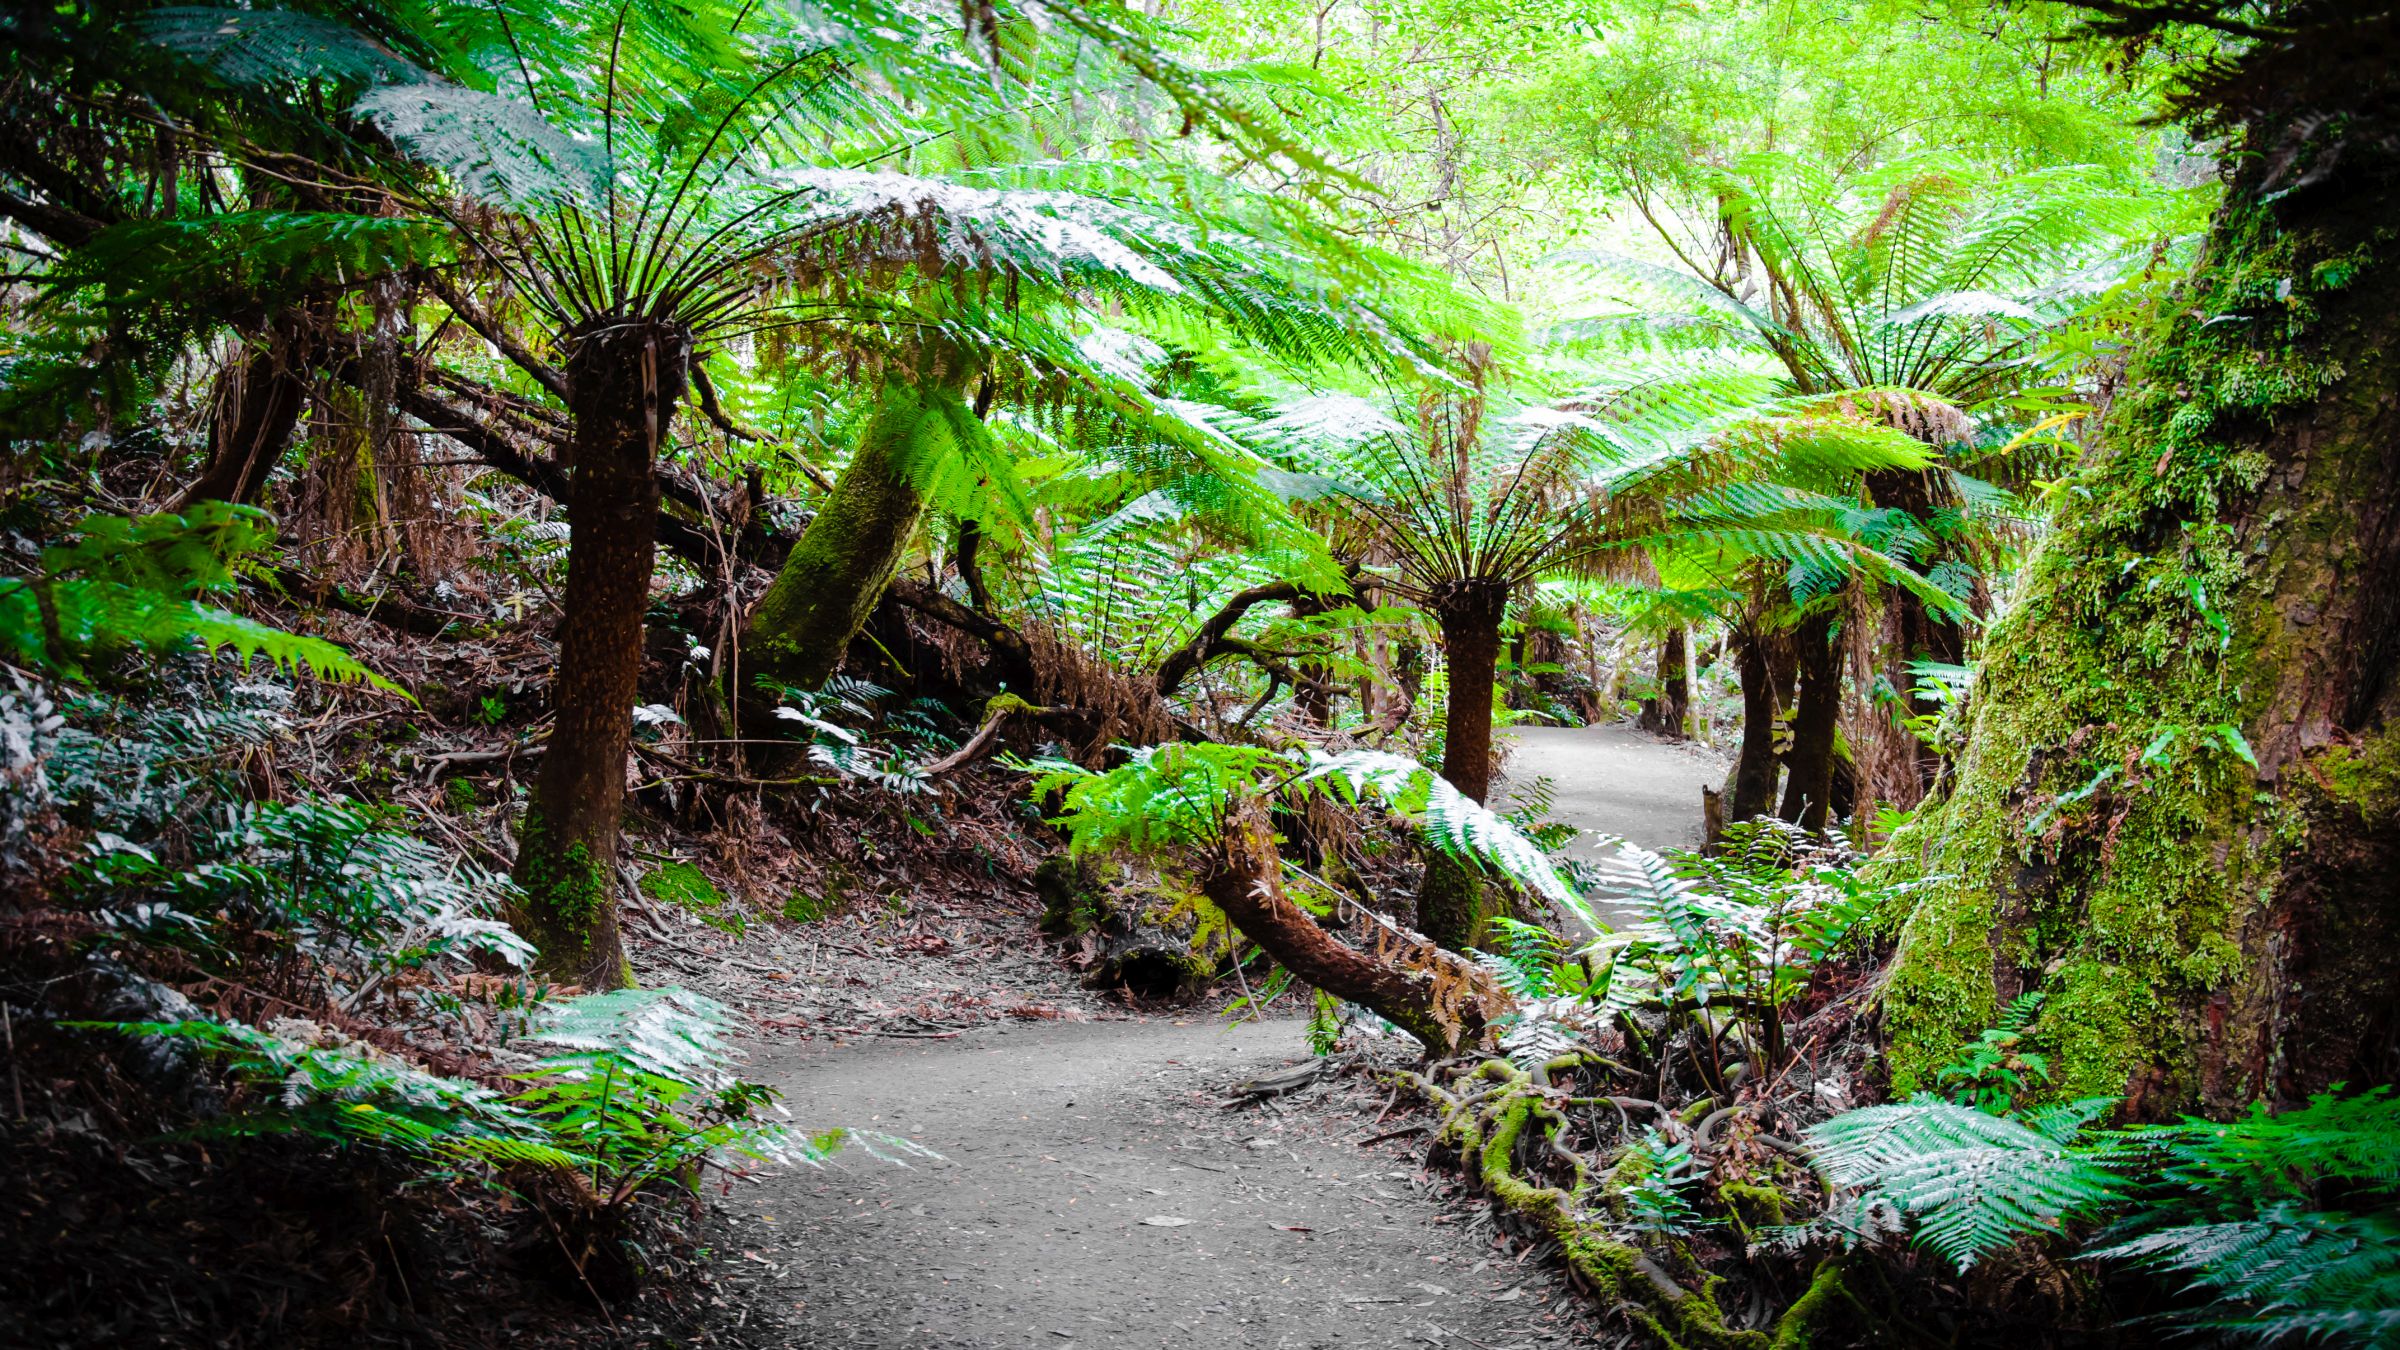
1880, 164, 2400, 1115
177, 310, 314, 507
742, 380, 970, 693
1728, 629, 1782, 824
1202, 805, 1489, 1055
512, 317, 692, 989
1639, 627, 1689, 739
1420, 582, 1510, 952
1865, 467, 1970, 811
1778, 610, 1841, 832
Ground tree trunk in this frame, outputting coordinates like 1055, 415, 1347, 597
1418, 581, 1510, 952
1290, 589, 1336, 727
1640, 627, 1690, 739
1434, 583, 1508, 804
1728, 629, 1782, 824
176, 311, 313, 508
1879, 157, 2400, 1116
1778, 610, 1841, 831
1871, 468, 1971, 797
512, 317, 692, 990
1202, 803, 1501, 1056
742, 379, 971, 694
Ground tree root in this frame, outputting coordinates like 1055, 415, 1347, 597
1401, 1058, 1838, 1350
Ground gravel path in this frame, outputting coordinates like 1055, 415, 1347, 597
720, 1020, 1597, 1349
1497, 720, 1729, 927
708, 721, 1721, 1347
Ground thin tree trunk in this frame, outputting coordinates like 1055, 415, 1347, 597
1729, 629, 1782, 823
177, 312, 313, 508
742, 379, 970, 694
1291, 588, 1335, 727
1418, 582, 1508, 952
512, 317, 692, 989
1880, 141, 2400, 1115
1778, 610, 1841, 831
1202, 803, 1495, 1055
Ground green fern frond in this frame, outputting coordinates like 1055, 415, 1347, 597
1805, 1094, 2122, 1271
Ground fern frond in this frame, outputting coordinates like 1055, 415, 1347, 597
1805, 1094, 2121, 1271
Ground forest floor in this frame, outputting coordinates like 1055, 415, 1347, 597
656, 722, 1720, 1350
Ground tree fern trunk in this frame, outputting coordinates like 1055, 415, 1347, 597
1640, 627, 1690, 739
1729, 628, 1781, 823
1778, 610, 1840, 831
741, 379, 969, 694
1879, 158, 2400, 1115
1419, 582, 1509, 952
512, 317, 691, 990
177, 310, 313, 508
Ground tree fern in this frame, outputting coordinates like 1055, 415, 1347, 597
1802, 1094, 2122, 1271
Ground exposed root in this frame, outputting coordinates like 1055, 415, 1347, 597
1400, 1058, 1838, 1350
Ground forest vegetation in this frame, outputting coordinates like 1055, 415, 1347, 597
0, 0, 2395, 1345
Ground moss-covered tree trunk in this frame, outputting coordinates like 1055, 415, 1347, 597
1418, 581, 1509, 952
741, 378, 972, 694
1879, 164, 2400, 1116
512, 317, 692, 989
1778, 610, 1841, 831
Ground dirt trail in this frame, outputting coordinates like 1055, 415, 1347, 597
1497, 721, 1729, 928
714, 721, 1718, 1348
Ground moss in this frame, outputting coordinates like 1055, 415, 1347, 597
1034, 853, 1106, 936
742, 380, 972, 692
640, 861, 725, 911
1716, 1181, 1787, 1232
510, 808, 625, 987
784, 871, 846, 925
442, 776, 479, 814
517, 812, 609, 934
1767, 1258, 1846, 1350
1877, 193, 2398, 1108
2315, 732, 2400, 816
1417, 853, 1490, 952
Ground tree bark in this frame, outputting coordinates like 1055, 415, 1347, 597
1418, 581, 1510, 952
1640, 627, 1690, 739
511, 317, 692, 990
176, 311, 314, 508
1868, 467, 1970, 810
1778, 610, 1841, 831
1879, 150, 2400, 1115
1728, 628, 1782, 824
1202, 803, 1498, 1056
741, 379, 971, 694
